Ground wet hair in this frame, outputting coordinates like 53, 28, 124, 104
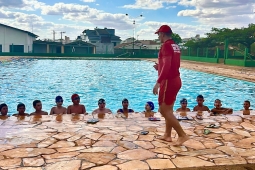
98, 98, 105, 104
33, 100, 41, 107
180, 98, 187, 104
0, 103, 7, 111
244, 100, 250, 105
215, 99, 221, 103
122, 98, 129, 103
197, 95, 204, 99
17, 103, 25, 110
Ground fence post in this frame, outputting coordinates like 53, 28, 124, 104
188, 47, 191, 56
206, 48, 208, 58
244, 48, 248, 62
224, 38, 229, 64
197, 48, 199, 57
216, 47, 219, 63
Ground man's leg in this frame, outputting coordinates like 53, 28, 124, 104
160, 103, 189, 146
159, 105, 173, 142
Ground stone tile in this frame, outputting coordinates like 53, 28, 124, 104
42, 152, 79, 159
221, 134, 244, 142
240, 122, 255, 131
90, 165, 118, 170
99, 134, 122, 141
133, 141, 154, 149
231, 148, 255, 157
233, 137, 255, 149
52, 132, 73, 140
23, 157, 44, 166
216, 146, 238, 156
81, 161, 96, 169
150, 147, 175, 156
57, 146, 86, 153
45, 158, 72, 164
48, 141, 75, 148
202, 140, 222, 149
108, 159, 128, 165
183, 139, 206, 150
0, 144, 15, 152
99, 129, 118, 134
213, 156, 247, 165
0, 158, 21, 169
80, 147, 114, 153
85, 133, 103, 140
76, 138, 93, 146
118, 131, 137, 136
117, 160, 149, 170
45, 160, 81, 170
146, 159, 176, 169
117, 141, 137, 150
77, 153, 116, 165
122, 135, 138, 141
0, 155, 4, 160
233, 128, 251, 137
109, 127, 127, 132
169, 146, 188, 152
93, 141, 117, 147
137, 135, 154, 141
0, 148, 56, 158
209, 128, 230, 134
127, 125, 143, 131
203, 154, 228, 159
151, 141, 168, 148
118, 149, 156, 160
67, 134, 83, 142
111, 146, 127, 154
172, 156, 215, 168
226, 116, 243, 122
178, 149, 223, 157
9, 168, 42, 170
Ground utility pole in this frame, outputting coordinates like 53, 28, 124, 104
126, 14, 143, 55
53, 30, 56, 41
60, 31, 66, 42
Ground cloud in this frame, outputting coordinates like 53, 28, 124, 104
166, 6, 176, 9
81, 0, 96, 2
178, 0, 255, 28
41, 3, 136, 30
0, 0, 24, 8
0, 9, 44, 22
122, 0, 178, 10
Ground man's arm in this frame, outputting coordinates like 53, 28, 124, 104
157, 57, 172, 83
82, 105, 86, 114
67, 106, 71, 114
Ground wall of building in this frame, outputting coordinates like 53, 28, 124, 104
94, 42, 114, 54
0, 25, 35, 52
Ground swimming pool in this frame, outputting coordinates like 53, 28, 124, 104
0, 59, 254, 115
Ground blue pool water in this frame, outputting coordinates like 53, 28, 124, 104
0, 59, 254, 115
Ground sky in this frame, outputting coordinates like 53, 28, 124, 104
0, 0, 254, 41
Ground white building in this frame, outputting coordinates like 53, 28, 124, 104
0, 23, 38, 53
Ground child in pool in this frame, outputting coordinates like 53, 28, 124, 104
0, 103, 9, 120
193, 95, 210, 112
240, 100, 252, 115
50, 96, 67, 115
176, 98, 191, 116
12, 103, 30, 117
92, 98, 112, 119
143, 101, 156, 117
210, 99, 233, 115
30, 100, 48, 115
67, 94, 86, 115
116, 98, 134, 117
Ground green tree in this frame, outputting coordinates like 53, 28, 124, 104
171, 33, 182, 45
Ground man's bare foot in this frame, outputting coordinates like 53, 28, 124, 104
172, 135, 189, 146
157, 136, 172, 142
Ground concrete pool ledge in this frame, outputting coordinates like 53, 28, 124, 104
0, 112, 255, 169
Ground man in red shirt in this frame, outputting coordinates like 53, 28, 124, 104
153, 25, 189, 146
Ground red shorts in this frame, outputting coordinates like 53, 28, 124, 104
158, 76, 182, 105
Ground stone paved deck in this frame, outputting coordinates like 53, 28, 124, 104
0, 112, 255, 170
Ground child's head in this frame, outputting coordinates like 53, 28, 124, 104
55, 96, 63, 107
214, 99, 222, 109
0, 103, 8, 115
196, 95, 204, 106
145, 101, 154, 111
122, 98, 129, 109
243, 100, 250, 110
180, 98, 188, 108
71, 94, 80, 105
17, 103, 26, 114
98, 98, 106, 109
33, 100, 42, 111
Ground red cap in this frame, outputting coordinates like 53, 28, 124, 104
71, 94, 79, 101
155, 25, 172, 34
